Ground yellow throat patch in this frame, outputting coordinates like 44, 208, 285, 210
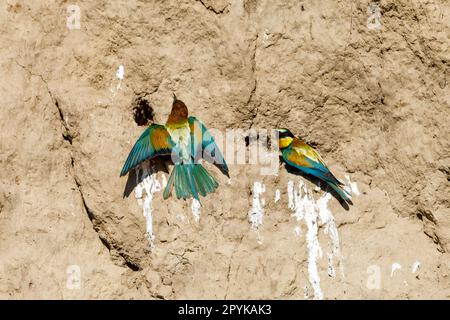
279, 136, 293, 149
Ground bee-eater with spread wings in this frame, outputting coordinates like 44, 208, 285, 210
120, 94, 229, 202
276, 128, 352, 204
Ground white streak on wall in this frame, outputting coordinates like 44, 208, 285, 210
248, 182, 266, 230
110, 65, 125, 100
274, 189, 281, 203
161, 174, 167, 189
294, 226, 302, 237
191, 199, 201, 222
287, 179, 344, 298
287, 180, 295, 210
391, 262, 402, 276
135, 167, 161, 248
304, 195, 324, 300
289, 180, 323, 300
411, 261, 421, 273
317, 193, 343, 277
327, 253, 336, 277
345, 175, 360, 196
116, 65, 124, 92
116, 65, 125, 80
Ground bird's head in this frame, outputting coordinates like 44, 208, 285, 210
276, 128, 295, 149
167, 93, 188, 125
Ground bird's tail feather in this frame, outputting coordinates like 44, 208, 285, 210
163, 165, 176, 199
163, 164, 218, 201
193, 164, 219, 196
327, 182, 353, 205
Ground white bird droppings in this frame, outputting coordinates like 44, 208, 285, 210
110, 65, 125, 100
289, 180, 323, 300
274, 189, 281, 203
286, 180, 343, 299
161, 174, 167, 189
287, 180, 295, 211
391, 263, 402, 276
116, 65, 125, 80
191, 199, 201, 222
248, 182, 265, 230
317, 193, 344, 277
247, 178, 344, 299
411, 261, 421, 273
345, 175, 360, 196
135, 167, 161, 248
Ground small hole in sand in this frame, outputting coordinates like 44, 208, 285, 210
132, 95, 154, 126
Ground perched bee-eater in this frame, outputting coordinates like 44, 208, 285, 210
276, 128, 352, 204
120, 94, 229, 202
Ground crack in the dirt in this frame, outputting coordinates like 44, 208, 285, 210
168, 249, 193, 271
72, 162, 141, 272
16, 60, 140, 272
197, 0, 229, 15
224, 235, 244, 299
73, 174, 112, 250
15, 60, 73, 143
247, 33, 259, 130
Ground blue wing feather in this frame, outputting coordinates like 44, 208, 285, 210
281, 147, 351, 202
282, 147, 343, 186
120, 124, 174, 176
188, 116, 229, 177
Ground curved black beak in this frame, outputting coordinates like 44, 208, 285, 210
172, 92, 177, 103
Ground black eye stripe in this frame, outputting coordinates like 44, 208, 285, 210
278, 132, 291, 139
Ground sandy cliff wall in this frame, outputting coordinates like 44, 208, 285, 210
0, 0, 449, 299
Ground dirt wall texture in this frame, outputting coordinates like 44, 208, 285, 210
0, 0, 449, 299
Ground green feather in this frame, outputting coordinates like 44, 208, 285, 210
186, 164, 200, 201
327, 182, 352, 204
163, 166, 176, 199
163, 163, 218, 201
174, 165, 182, 199
120, 124, 174, 177
193, 164, 218, 194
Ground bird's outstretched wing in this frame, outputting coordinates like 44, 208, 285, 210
120, 124, 174, 176
188, 116, 229, 177
282, 140, 343, 186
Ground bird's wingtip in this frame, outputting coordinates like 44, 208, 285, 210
119, 167, 128, 177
